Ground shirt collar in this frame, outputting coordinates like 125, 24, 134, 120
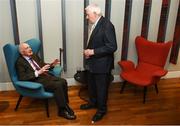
23, 56, 31, 61
93, 16, 101, 28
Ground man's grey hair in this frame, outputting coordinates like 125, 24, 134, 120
85, 4, 102, 16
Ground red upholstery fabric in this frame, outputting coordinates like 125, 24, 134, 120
136, 37, 172, 67
119, 36, 172, 86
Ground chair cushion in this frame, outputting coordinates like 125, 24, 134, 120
120, 62, 163, 86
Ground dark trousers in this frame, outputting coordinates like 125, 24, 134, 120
87, 71, 110, 113
36, 75, 69, 110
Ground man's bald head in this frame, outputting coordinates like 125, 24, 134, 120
19, 43, 33, 57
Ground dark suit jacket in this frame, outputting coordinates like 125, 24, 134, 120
16, 54, 57, 83
86, 16, 117, 73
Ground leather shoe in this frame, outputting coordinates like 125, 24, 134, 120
65, 105, 74, 115
80, 103, 96, 110
58, 110, 76, 120
92, 112, 106, 123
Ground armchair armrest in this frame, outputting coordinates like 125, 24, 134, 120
49, 65, 63, 77
152, 69, 168, 77
15, 81, 42, 90
118, 60, 135, 72
15, 81, 53, 98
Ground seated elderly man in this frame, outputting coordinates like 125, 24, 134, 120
15, 42, 76, 120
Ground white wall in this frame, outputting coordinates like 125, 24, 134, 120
41, 0, 63, 63
128, 0, 144, 64
111, 0, 126, 75
148, 0, 162, 41
65, 0, 84, 78
16, 0, 39, 42
165, 0, 179, 41
0, 0, 14, 83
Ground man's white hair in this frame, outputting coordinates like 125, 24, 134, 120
19, 42, 26, 55
85, 4, 102, 16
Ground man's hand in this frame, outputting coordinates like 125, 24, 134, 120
84, 49, 94, 59
50, 59, 60, 67
38, 64, 50, 75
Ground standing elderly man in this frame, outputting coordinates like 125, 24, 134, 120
80, 4, 117, 123
16, 42, 76, 120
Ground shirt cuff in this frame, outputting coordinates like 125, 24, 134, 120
35, 71, 39, 77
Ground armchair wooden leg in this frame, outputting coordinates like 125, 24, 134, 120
143, 87, 147, 104
44, 99, 50, 117
120, 81, 127, 94
15, 95, 23, 111
155, 84, 158, 94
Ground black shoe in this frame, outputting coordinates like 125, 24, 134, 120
65, 105, 74, 115
80, 103, 96, 110
92, 112, 106, 123
58, 110, 76, 120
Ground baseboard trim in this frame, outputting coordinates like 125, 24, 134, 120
1, 71, 179, 91
163, 71, 180, 79
0, 82, 15, 91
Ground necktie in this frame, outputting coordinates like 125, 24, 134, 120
29, 58, 41, 70
29, 58, 51, 76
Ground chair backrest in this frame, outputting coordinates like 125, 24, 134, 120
3, 39, 41, 85
135, 36, 172, 68
26, 38, 41, 54
3, 44, 19, 83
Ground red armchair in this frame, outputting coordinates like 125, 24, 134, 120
118, 36, 172, 103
